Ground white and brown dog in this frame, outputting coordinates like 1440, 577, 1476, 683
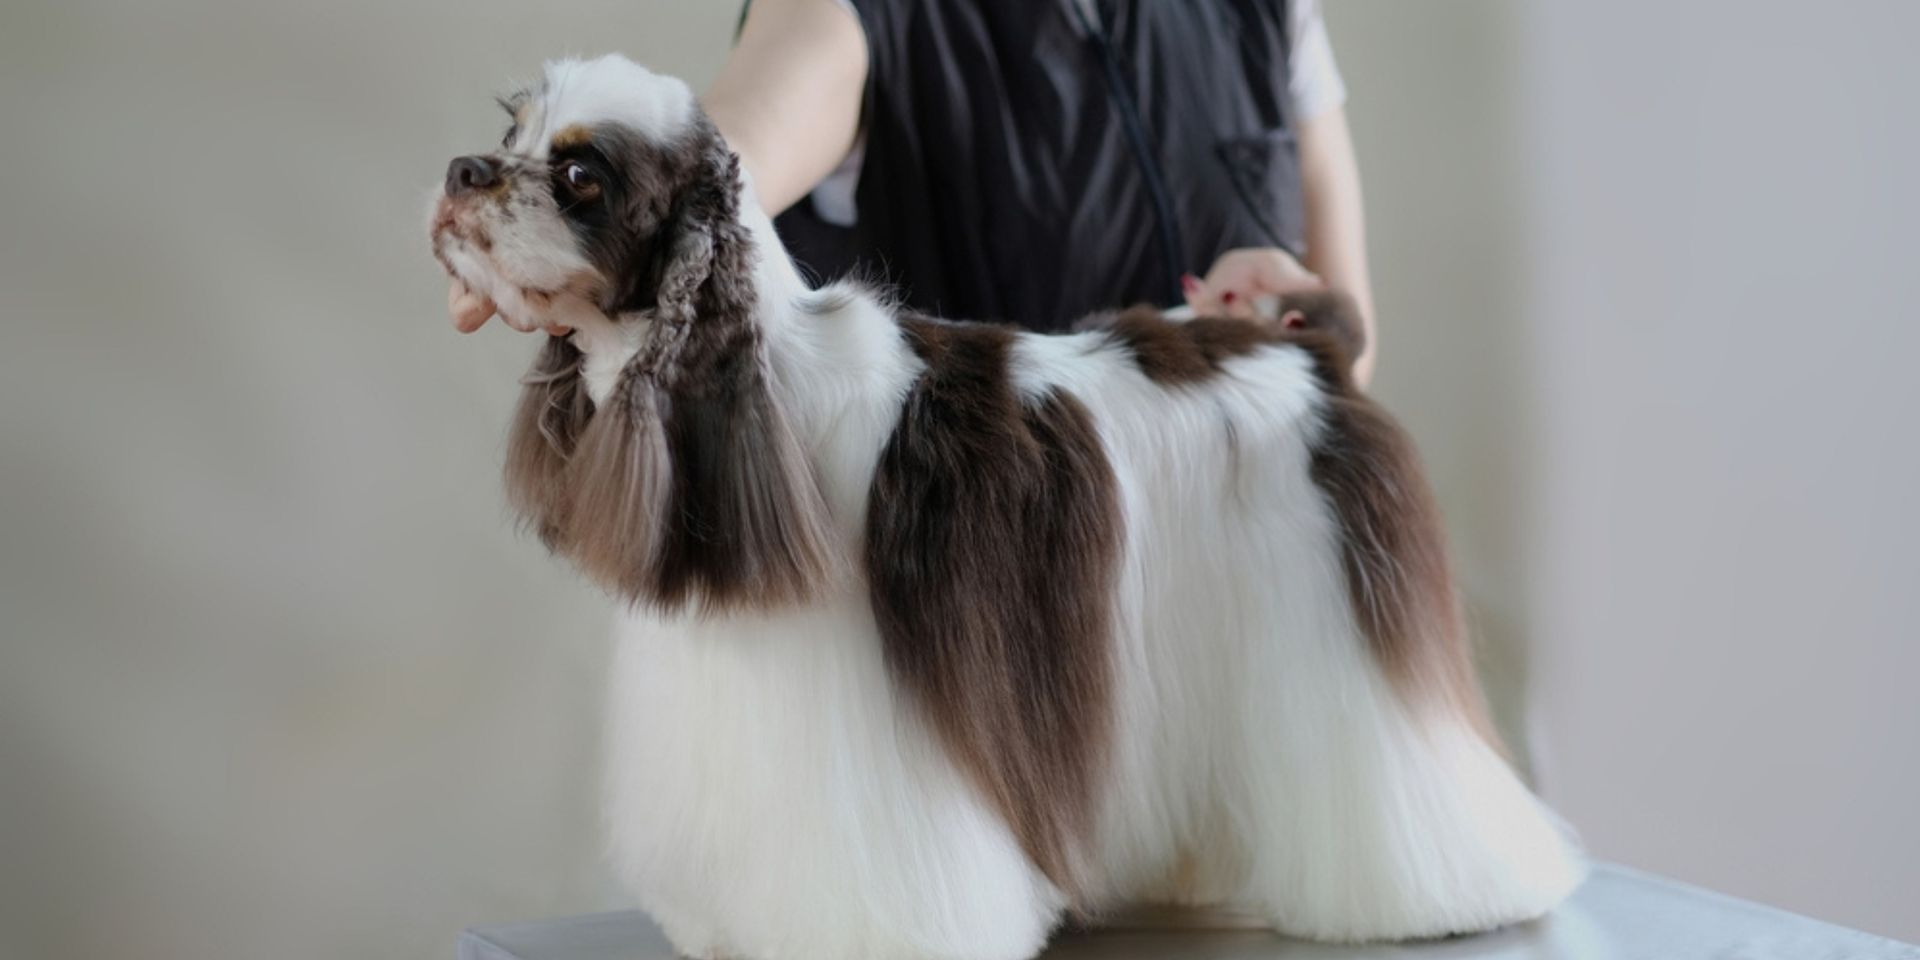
430, 55, 1582, 960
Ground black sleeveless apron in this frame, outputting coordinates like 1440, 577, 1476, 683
770, 0, 1305, 332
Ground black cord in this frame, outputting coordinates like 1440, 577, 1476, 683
1071, 0, 1188, 303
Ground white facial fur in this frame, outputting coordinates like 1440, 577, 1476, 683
509, 55, 696, 158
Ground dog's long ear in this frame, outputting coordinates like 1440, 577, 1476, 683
504, 336, 592, 549
600, 137, 743, 366
563, 131, 842, 613
650, 157, 726, 327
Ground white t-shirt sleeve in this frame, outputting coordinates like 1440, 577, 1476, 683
1288, 0, 1348, 121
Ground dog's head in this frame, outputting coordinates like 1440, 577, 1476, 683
434, 56, 838, 614
428, 54, 737, 330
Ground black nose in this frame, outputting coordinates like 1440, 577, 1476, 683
445, 155, 499, 196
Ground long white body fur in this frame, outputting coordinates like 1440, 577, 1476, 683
563, 198, 1584, 960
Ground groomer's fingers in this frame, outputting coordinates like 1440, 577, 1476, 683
1182, 273, 1241, 317
1181, 273, 1208, 314
449, 281, 496, 333
1201, 247, 1322, 321
1181, 273, 1256, 320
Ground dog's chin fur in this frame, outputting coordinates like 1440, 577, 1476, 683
435, 53, 1584, 960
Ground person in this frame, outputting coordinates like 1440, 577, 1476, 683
450, 0, 1378, 383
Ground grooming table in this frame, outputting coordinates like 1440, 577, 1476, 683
457, 865, 1917, 960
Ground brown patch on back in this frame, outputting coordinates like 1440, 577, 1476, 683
1097, 308, 1277, 384
1092, 293, 1499, 744
1300, 344, 1498, 744
865, 317, 1123, 891
1287, 307, 1500, 745
1273, 288, 1369, 361
1085, 289, 1368, 386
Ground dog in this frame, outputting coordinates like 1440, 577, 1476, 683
430, 54, 1582, 960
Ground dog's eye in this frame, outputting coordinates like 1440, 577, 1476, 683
560, 161, 599, 197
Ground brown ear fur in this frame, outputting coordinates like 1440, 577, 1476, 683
506, 129, 840, 612
561, 375, 678, 602
504, 336, 592, 549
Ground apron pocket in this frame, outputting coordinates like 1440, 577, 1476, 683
1216, 128, 1305, 256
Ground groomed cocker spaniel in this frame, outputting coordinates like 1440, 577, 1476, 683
430, 54, 1581, 960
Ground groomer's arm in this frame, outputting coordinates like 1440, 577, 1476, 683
705, 0, 867, 215
1296, 106, 1377, 385
449, 0, 865, 331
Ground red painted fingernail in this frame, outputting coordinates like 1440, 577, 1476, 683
1222, 291, 1238, 304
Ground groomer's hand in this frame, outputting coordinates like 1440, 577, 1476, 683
447, 280, 572, 336
1181, 247, 1325, 320
448, 280, 495, 333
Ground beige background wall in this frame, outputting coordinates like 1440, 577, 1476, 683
1519, 0, 1920, 941
1, 1, 1913, 958
0, 3, 736, 959
1322, 1, 1539, 768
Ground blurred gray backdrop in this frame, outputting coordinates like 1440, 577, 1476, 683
2, 1, 1915, 958
0, 3, 736, 958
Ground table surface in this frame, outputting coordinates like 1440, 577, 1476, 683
458, 865, 1919, 960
